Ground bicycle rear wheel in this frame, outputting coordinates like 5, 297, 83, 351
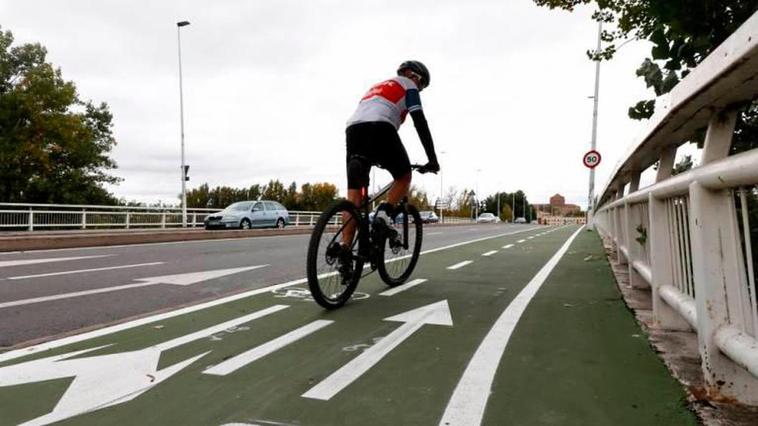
306, 200, 365, 309
378, 204, 423, 286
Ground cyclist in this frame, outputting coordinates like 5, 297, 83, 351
343, 60, 440, 253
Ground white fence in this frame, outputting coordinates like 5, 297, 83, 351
0, 203, 474, 231
593, 12, 758, 405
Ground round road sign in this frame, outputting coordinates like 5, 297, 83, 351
583, 150, 601, 169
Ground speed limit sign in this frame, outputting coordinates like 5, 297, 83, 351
583, 150, 601, 169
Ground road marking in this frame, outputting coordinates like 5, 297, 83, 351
0, 255, 112, 268
7, 262, 165, 280
0, 226, 542, 363
427, 232, 443, 235
302, 300, 453, 401
0, 305, 288, 426
517, 239, 526, 243
481, 250, 498, 257
527, 236, 534, 239
502, 244, 514, 249
439, 227, 584, 426
379, 278, 428, 296
0, 265, 268, 309
203, 319, 333, 376
447, 260, 473, 270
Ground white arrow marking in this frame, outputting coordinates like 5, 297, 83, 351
439, 227, 583, 426
8, 262, 165, 280
302, 300, 453, 401
0, 255, 113, 268
379, 278, 428, 296
0, 305, 288, 426
482, 250, 498, 257
203, 319, 334, 376
502, 244, 514, 249
0, 265, 269, 309
447, 260, 472, 270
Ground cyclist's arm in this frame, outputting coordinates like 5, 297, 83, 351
405, 88, 438, 164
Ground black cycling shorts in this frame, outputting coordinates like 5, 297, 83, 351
345, 121, 411, 190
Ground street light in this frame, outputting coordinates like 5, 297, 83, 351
177, 20, 190, 227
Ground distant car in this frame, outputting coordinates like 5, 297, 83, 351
477, 213, 497, 223
419, 211, 439, 223
204, 200, 289, 230
514, 217, 527, 224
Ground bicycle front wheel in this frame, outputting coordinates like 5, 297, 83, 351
306, 200, 365, 309
378, 204, 423, 286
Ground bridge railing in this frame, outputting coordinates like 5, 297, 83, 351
593, 12, 758, 404
0, 203, 475, 231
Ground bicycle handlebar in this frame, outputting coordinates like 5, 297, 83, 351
410, 164, 438, 174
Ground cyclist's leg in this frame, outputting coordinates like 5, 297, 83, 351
375, 126, 412, 209
343, 125, 373, 247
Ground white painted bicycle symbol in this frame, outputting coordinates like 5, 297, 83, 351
271, 287, 370, 301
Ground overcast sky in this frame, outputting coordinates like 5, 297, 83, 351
2, 0, 659, 208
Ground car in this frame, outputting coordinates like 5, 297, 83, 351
476, 212, 497, 223
204, 200, 289, 230
419, 211, 439, 223
514, 217, 527, 224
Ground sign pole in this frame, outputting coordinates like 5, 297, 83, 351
587, 21, 602, 228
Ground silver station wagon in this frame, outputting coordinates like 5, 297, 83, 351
204, 200, 289, 230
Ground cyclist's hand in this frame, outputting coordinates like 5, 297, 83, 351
418, 161, 440, 174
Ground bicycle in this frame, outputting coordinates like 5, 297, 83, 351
306, 165, 430, 309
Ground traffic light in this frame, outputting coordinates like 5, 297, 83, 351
184, 165, 190, 181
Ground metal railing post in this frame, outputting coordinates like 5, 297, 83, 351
126, 211, 130, 229
28, 209, 34, 231
82, 209, 87, 230
689, 111, 758, 403
161, 211, 166, 229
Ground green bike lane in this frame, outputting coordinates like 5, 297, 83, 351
0, 225, 694, 425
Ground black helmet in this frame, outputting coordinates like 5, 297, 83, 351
397, 60, 430, 89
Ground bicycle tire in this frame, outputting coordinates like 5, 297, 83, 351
377, 204, 423, 286
306, 200, 365, 309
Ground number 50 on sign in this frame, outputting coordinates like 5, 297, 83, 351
583, 150, 601, 169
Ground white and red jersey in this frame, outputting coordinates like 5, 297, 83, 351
347, 76, 423, 130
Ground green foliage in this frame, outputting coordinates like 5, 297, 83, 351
672, 154, 693, 175
187, 180, 338, 211
0, 26, 120, 204
533, 0, 758, 119
635, 223, 647, 246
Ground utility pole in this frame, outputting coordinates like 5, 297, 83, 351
177, 20, 190, 227
496, 192, 500, 222
587, 21, 602, 227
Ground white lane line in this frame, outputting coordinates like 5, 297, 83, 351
517, 239, 526, 243
501, 244, 514, 249
447, 260, 473, 270
8, 262, 165, 280
527, 236, 534, 239
427, 232, 443, 236
439, 226, 584, 426
0, 265, 269, 309
379, 278, 428, 297
481, 250, 498, 257
203, 319, 333, 376
0, 255, 113, 268
0, 226, 541, 363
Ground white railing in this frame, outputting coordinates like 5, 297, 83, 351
0, 202, 474, 231
593, 11, 758, 405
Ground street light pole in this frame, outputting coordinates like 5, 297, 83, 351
587, 20, 602, 228
177, 20, 190, 227
439, 150, 446, 223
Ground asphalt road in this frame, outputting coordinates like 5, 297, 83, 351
0, 224, 696, 426
0, 224, 535, 348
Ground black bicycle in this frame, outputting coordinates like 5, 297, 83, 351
306, 165, 429, 309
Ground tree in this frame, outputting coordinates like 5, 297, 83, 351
672, 154, 694, 175
408, 185, 431, 209
533, 1, 757, 120
262, 180, 287, 203
0, 26, 120, 204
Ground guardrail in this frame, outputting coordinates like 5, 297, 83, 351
0, 203, 474, 231
593, 12, 758, 404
